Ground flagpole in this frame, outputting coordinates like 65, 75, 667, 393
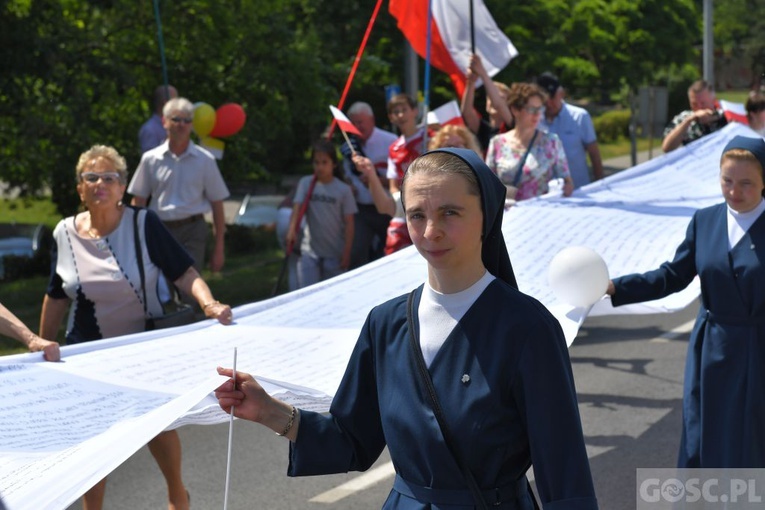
222, 347, 237, 510
327, 0, 385, 139
469, 0, 475, 54
339, 129, 357, 157
153, 0, 170, 94
422, 0, 433, 152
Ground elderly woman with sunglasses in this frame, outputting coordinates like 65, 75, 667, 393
39, 144, 232, 510
486, 82, 574, 201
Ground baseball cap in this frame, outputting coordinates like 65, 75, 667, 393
536, 72, 561, 97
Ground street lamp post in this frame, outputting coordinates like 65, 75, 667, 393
703, 0, 714, 86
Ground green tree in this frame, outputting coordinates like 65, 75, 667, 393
474, 0, 698, 103
714, 0, 765, 87
1, 0, 709, 217
0, 0, 356, 214
554, 0, 699, 101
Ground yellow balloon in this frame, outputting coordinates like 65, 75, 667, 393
193, 102, 216, 137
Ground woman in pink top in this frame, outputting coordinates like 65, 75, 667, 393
485, 82, 574, 201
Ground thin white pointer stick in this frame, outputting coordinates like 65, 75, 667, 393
223, 347, 237, 510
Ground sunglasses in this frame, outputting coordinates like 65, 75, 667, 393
523, 106, 545, 115
169, 116, 193, 124
80, 172, 122, 184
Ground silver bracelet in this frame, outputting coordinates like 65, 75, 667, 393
276, 406, 296, 437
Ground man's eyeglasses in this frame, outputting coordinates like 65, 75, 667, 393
523, 106, 545, 115
80, 172, 122, 184
169, 116, 193, 124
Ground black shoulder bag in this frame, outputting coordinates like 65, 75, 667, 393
406, 291, 489, 509
406, 290, 541, 509
132, 209, 195, 331
512, 129, 539, 187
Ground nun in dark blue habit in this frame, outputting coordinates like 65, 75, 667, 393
216, 148, 597, 509
607, 135, 765, 468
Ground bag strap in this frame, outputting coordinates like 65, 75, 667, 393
513, 129, 539, 187
287, 175, 317, 256
406, 291, 489, 510
132, 208, 148, 317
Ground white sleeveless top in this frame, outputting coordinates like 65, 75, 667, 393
51, 208, 167, 341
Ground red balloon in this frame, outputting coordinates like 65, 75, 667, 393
208, 103, 246, 138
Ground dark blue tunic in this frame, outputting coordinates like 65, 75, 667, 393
289, 279, 597, 509
612, 203, 765, 468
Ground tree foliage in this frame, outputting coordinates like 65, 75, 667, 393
714, 0, 765, 86
486, 0, 699, 100
1, 0, 757, 216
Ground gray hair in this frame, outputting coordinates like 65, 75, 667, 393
163, 97, 194, 118
348, 101, 374, 118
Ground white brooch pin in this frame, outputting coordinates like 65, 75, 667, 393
461, 374, 470, 384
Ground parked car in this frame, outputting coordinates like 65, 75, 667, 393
233, 194, 282, 228
0, 223, 52, 279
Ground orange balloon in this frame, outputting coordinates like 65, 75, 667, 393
209, 103, 246, 138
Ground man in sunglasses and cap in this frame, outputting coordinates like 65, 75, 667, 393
129, 97, 230, 278
535, 72, 604, 189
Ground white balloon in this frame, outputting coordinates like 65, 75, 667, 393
548, 246, 609, 308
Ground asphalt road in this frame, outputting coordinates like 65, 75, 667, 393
66, 299, 697, 510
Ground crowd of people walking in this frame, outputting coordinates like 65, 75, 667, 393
3, 60, 765, 510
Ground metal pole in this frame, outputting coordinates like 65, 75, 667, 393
648, 88, 654, 161
629, 90, 637, 168
703, 0, 714, 86
153, 0, 170, 92
404, 42, 419, 101
422, 0, 432, 151
469, 0, 475, 54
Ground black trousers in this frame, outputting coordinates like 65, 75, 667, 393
349, 203, 391, 269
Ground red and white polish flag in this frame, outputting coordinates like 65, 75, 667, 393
426, 100, 464, 127
719, 100, 748, 125
389, 0, 518, 97
329, 105, 363, 137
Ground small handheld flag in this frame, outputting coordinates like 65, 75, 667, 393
329, 106, 362, 137
329, 105, 361, 157
426, 100, 465, 127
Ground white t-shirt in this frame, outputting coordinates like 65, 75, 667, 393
418, 271, 496, 367
727, 198, 765, 250
345, 127, 397, 205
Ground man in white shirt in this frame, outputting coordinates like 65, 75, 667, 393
129, 97, 229, 274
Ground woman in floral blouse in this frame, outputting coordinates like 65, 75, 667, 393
485, 82, 573, 201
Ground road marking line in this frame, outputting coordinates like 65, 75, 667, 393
309, 461, 396, 503
650, 319, 695, 343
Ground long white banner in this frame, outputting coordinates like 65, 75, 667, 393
0, 123, 755, 509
